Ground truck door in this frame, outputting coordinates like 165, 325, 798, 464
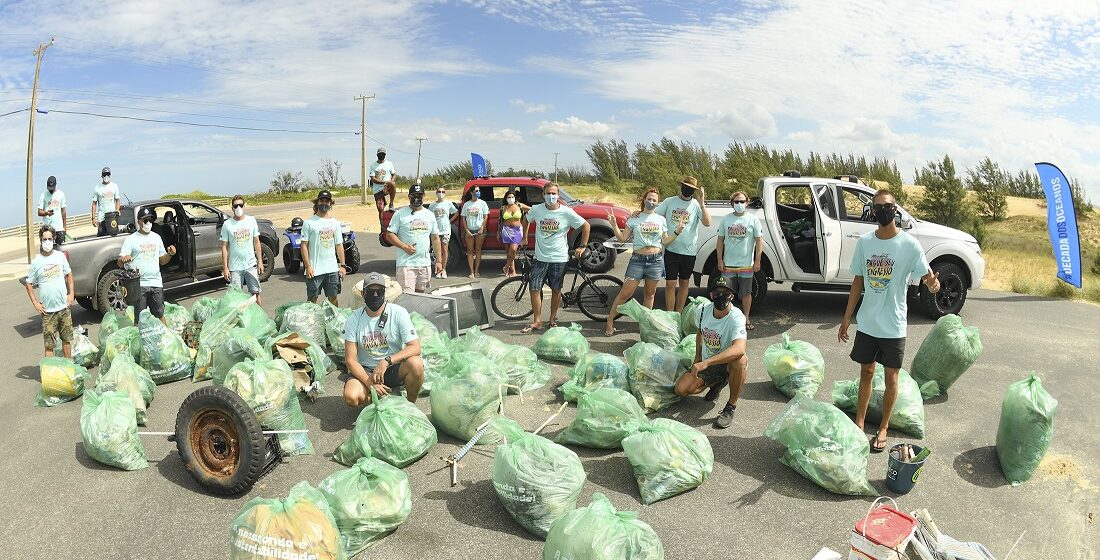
812, 183, 843, 281
836, 186, 878, 282
481, 185, 505, 251
181, 202, 222, 271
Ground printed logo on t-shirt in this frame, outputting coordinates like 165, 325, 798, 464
408, 218, 431, 235
139, 241, 159, 258
726, 223, 748, 238
865, 253, 895, 291
468, 207, 481, 217
435, 208, 446, 219
47, 198, 60, 210
671, 208, 691, 227
701, 327, 722, 354
232, 227, 252, 246
539, 218, 561, 236
639, 221, 661, 241
319, 227, 336, 248
41, 263, 62, 280
361, 331, 387, 350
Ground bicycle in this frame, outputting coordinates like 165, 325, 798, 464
491, 249, 624, 322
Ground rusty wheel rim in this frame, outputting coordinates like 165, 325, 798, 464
189, 408, 241, 479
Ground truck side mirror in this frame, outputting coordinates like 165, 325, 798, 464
899, 217, 913, 229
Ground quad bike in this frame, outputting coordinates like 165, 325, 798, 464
282, 217, 360, 274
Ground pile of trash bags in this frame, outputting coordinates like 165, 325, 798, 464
533, 323, 589, 363
463, 326, 550, 393
137, 310, 193, 384
323, 302, 354, 359
318, 455, 412, 556
162, 302, 192, 338
211, 328, 267, 385
832, 366, 926, 438
672, 334, 696, 364
910, 314, 983, 399
270, 331, 334, 397
555, 387, 648, 449
229, 481, 345, 560
35, 356, 89, 407
95, 354, 155, 426
680, 296, 708, 337
240, 302, 277, 342
618, 300, 683, 350
542, 493, 664, 560
191, 296, 219, 323
490, 416, 586, 538
625, 342, 684, 413
277, 302, 328, 349
430, 353, 507, 444
98, 310, 133, 346
334, 387, 437, 468
559, 352, 630, 403
763, 333, 825, 399
996, 373, 1058, 485
764, 395, 876, 496
409, 312, 439, 341
55, 327, 100, 369
80, 388, 148, 470
622, 418, 713, 504
419, 332, 456, 396
101, 326, 141, 373
222, 359, 314, 456
194, 306, 242, 382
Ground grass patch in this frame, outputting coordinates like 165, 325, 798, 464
162, 187, 362, 206
162, 190, 225, 201
989, 215, 1100, 304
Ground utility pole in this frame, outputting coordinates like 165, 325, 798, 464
553, 152, 560, 183
25, 36, 54, 262
353, 93, 375, 205
414, 136, 427, 183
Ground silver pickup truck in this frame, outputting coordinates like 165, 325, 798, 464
63, 199, 280, 313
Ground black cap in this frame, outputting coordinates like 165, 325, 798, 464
101, 166, 111, 176
711, 276, 735, 293
46, 176, 56, 187
137, 207, 157, 222
316, 189, 333, 201
409, 184, 424, 196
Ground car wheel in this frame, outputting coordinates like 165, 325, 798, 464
579, 231, 614, 273
95, 268, 129, 313
259, 244, 274, 282
345, 243, 361, 274
920, 261, 966, 319
175, 386, 268, 496
282, 243, 299, 274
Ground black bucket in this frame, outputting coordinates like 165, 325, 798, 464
118, 269, 142, 308
102, 211, 121, 236
886, 444, 926, 494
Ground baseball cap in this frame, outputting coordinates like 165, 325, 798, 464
316, 189, 333, 201
101, 166, 111, 176
409, 184, 425, 195
711, 275, 735, 293
364, 272, 386, 288
376, 147, 387, 155
46, 176, 56, 187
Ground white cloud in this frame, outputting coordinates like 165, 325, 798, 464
393, 119, 525, 148
533, 116, 616, 142
510, 99, 551, 114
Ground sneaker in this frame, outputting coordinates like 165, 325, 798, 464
703, 378, 728, 402
714, 403, 736, 429
441, 270, 448, 279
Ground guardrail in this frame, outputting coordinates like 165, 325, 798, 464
0, 197, 231, 238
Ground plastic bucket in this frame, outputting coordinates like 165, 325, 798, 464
102, 211, 120, 236
885, 444, 925, 494
119, 269, 142, 308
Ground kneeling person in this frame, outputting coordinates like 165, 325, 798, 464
342, 273, 425, 406
674, 276, 748, 429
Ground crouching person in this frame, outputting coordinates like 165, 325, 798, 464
342, 272, 425, 405
674, 276, 748, 429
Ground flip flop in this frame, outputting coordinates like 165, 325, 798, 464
869, 434, 887, 454
604, 327, 618, 336
520, 324, 542, 334
746, 322, 755, 331
549, 321, 559, 328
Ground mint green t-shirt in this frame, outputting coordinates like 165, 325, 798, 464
343, 303, 418, 369
39, 191, 67, 231
694, 302, 747, 361
429, 200, 457, 235
850, 230, 930, 339
461, 199, 489, 232
626, 212, 668, 250
27, 251, 71, 313
656, 196, 702, 256
301, 215, 343, 275
92, 182, 121, 221
525, 203, 586, 264
719, 212, 763, 268
219, 216, 259, 272
120, 231, 166, 288
387, 206, 438, 267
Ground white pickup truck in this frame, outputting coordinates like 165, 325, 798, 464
691, 173, 985, 318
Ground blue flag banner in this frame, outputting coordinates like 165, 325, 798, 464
471, 153, 488, 178
1034, 162, 1082, 289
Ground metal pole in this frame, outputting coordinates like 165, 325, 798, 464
415, 136, 427, 182
353, 94, 375, 204
553, 152, 559, 183
26, 37, 53, 261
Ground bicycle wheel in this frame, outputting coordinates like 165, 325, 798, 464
491, 275, 534, 321
576, 274, 624, 322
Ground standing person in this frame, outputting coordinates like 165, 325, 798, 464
655, 176, 711, 312
23, 227, 74, 358
429, 185, 459, 278
838, 189, 940, 453
460, 186, 489, 278
386, 184, 443, 293
716, 191, 764, 330
117, 208, 176, 327
343, 272, 425, 406
91, 167, 122, 237
220, 195, 265, 304
369, 148, 398, 220
498, 189, 529, 277
673, 277, 748, 429
38, 176, 67, 245
519, 182, 590, 333
300, 190, 347, 305
604, 188, 684, 336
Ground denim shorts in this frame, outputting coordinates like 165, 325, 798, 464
530, 259, 567, 291
306, 271, 341, 300
230, 267, 261, 295
625, 253, 665, 281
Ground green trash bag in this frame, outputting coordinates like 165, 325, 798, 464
95, 354, 155, 426
35, 356, 89, 407
99, 310, 134, 346
430, 353, 508, 444
910, 314, 983, 399
194, 306, 242, 381
79, 389, 148, 470
533, 323, 590, 363
303, 336, 337, 393
555, 387, 649, 449
499, 347, 553, 394
560, 352, 630, 403
996, 373, 1058, 485
101, 326, 141, 373
764, 395, 876, 496
491, 416, 586, 538
239, 302, 277, 343
211, 328, 267, 385
419, 332, 457, 395
764, 333, 826, 399
322, 302, 354, 359
68, 328, 101, 369
162, 302, 192, 338
218, 285, 255, 313
334, 387, 437, 468
622, 418, 713, 505
625, 342, 684, 413
229, 481, 346, 560
542, 492, 665, 560
672, 334, 696, 366
680, 296, 709, 337
618, 299, 683, 351
463, 325, 511, 359
832, 365, 926, 438
137, 310, 193, 384
318, 455, 412, 556
223, 359, 314, 456
280, 302, 327, 349
191, 296, 219, 322
409, 311, 439, 341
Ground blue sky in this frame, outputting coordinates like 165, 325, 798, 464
2, 0, 1100, 226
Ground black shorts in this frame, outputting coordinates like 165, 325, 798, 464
849, 331, 906, 369
341, 362, 403, 389
664, 250, 696, 281
134, 287, 164, 323
373, 189, 387, 201
697, 362, 728, 386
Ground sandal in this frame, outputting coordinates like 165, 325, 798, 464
869, 434, 887, 454
604, 327, 617, 336
520, 324, 542, 334
549, 321, 559, 328
746, 321, 755, 331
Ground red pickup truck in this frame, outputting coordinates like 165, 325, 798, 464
380, 177, 631, 273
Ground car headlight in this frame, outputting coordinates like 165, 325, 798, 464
965, 240, 982, 254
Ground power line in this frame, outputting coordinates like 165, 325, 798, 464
0, 107, 29, 118
43, 109, 358, 134
36, 98, 349, 126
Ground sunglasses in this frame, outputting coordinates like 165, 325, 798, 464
732, 199, 747, 204
232, 203, 245, 209
436, 190, 446, 194
364, 288, 385, 297
872, 203, 896, 212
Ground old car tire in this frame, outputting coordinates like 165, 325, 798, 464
345, 243, 361, 274
282, 243, 300, 274
175, 386, 267, 496
259, 244, 274, 282
921, 261, 966, 319
579, 231, 615, 273
95, 268, 129, 313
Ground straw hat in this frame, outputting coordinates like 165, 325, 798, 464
680, 176, 698, 190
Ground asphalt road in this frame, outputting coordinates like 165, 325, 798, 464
0, 236, 1096, 559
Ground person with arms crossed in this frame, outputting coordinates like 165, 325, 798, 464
519, 182, 590, 333
386, 184, 442, 293
460, 186, 489, 278
91, 166, 122, 237
23, 227, 75, 358
429, 185, 459, 278
343, 272, 425, 406
716, 191, 764, 329
300, 190, 347, 305
370, 148, 398, 220
655, 175, 711, 312
38, 176, 67, 245
220, 195, 265, 304
838, 189, 940, 453
117, 207, 176, 326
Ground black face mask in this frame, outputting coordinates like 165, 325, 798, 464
873, 204, 896, 226
364, 289, 385, 311
410, 196, 423, 208
711, 292, 732, 310
680, 185, 695, 198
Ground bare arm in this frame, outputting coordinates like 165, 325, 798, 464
37, 206, 48, 217
391, 338, 422, 362
697, 190, 712, 227
221, 241, 230, 273
114, 198, 121, 213
344, 342, 373, 385
23, 278, 44, 314
61, 209, 67, 231
65, 271, 75, 306
336, 242, 346, 275
253, 235, 264, 273
385, 231, 414, 253
753, 236, 764, 271
699, 338, 747, 368
716, 236, 725, 271
838, 276, 863, 342
91, 201, 98, 224
300, 240, 311, 269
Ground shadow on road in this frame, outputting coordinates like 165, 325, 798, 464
17, 364, 39, 383
300, 395, 357, 434
153, 450, 212, 495
739, 380, 791, 404
952, 446, 1009, 489
582, 455, 641, 500
74, 442, 118, 471
422, 479, 539, 542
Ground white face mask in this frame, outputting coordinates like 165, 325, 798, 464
233, 206, 244, 217
41, 239, 54, 253
505, 197, 515, 205
102, 176, 110, 184
141, 221, 153, 233
436, 192, 445, 201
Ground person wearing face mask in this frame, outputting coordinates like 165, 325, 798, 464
519, 182, 590, 333
716, 191, 763, 329
460, 186, 490, 278
342, 272, 425, 406
117, 207, 177, 327
386, 184, 442, 293
300, 190, 347, 305
604, 188, 684, 336
498, 189, 530, 277
38, 176, 68, 246
23, 226, 75, 358
91, 166, 122, 237
429, 186, 459, 278
654, 175, 711, 312
839, 189, 940, 453
370, 148, 398, 220
673, 276, 748, 429
220, 195, 264, 304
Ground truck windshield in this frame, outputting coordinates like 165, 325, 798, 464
557, 187, 575, 203
119, 207, 135, 227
